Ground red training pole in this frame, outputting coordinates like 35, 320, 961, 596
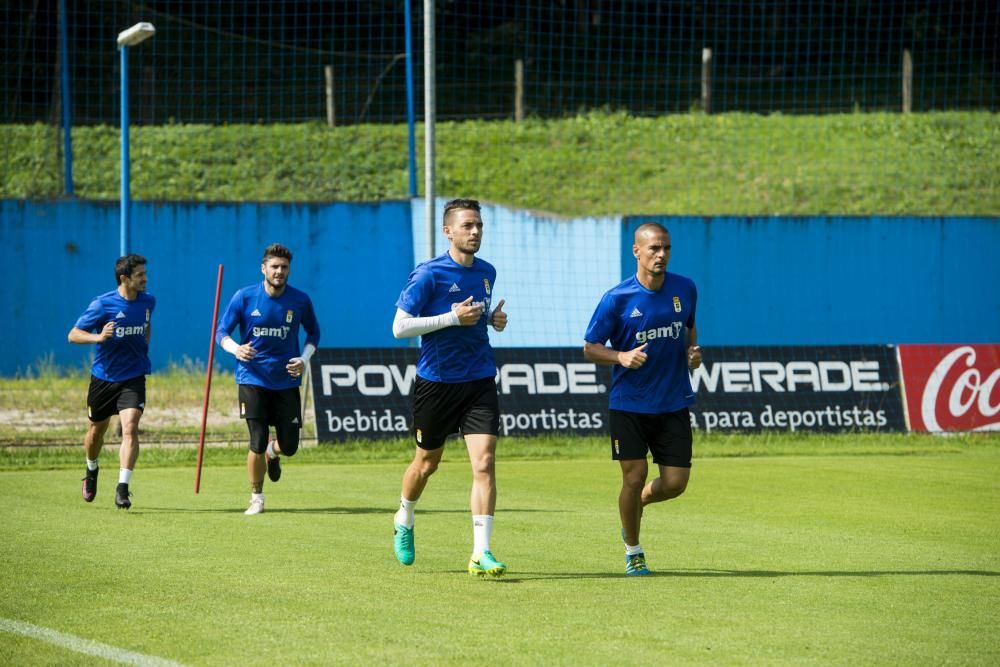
195, 264, 224, 494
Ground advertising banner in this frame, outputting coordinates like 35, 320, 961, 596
688, 345, 905, 433
898, 344, 1000, 432
311, 348, 611, 442
311, 345, 906, 442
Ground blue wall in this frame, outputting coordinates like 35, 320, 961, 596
1, 200, 996, 376
622, 216, 1000, 345
1, 199, 413, 376
410, 199, 621, 348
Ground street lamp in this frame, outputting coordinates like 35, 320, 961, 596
117, 22, 155, 256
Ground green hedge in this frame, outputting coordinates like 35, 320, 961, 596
2, 111, 997, 215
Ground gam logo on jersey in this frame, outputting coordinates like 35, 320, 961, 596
252, 325, 291, 339
635, 322, 683, 343
115, 325, 146, 338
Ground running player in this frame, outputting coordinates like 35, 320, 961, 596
391, 198, 510, 577
215, 243, 320, 515
583, 222, 702, 576
68, 254, 155, 510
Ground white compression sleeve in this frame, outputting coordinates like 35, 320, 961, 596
221, 337, 239, 355
300, 343, 316, 362
392, 308, 460, 339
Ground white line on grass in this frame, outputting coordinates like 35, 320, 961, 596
0, 618, 187, 666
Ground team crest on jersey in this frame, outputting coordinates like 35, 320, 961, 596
285, 309, 294, 323
483, 279, 491, 295
145, 308, 150, 322
672, 296, 682, 313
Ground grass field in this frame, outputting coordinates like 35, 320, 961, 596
3, 436, 999, 665
0, 366, 272, 447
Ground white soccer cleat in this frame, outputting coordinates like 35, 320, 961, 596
244, 497, 265, 515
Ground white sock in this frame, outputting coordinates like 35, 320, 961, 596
625, 543, 643, 556
395, 496, 416, 529
86, 459, 99, 471
118, 468, 133, 484
266, 440, 277, 459
251, 492, 264, 503
472, 515, 493, 556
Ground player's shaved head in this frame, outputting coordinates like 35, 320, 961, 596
634, 222, 669, 243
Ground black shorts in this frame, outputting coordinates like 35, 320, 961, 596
238, 384, 302, 428
609, 408, 693, 468
412, 376, 500, 450
87, 375, 146, 423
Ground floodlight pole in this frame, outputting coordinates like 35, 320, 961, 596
117, 22, 155, 257
423, 0, 436, 259
403, 0, 418, 199
59, 0, 74, 195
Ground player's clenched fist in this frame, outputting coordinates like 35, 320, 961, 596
687, 345, 702, 370
490, 299, 507, 331
453, 295, 485, 326
618, 343, 649, 369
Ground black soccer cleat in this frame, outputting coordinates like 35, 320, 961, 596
267, 455, 282, 483
115, 483, 132, 510
81, 468, 98, 503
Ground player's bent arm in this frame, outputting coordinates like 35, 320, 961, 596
686, 325, 702, 369
288, 343, 317, 367
220, 336, 240, 355
68, 327, 91, 344
583, 341, 624, 366
392, 308, 460, 339
686, 325, 698, 349
68, 326, 102, 345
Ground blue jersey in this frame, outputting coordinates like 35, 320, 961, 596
396, 253, 497, 383
215, 282, 320, 390
585, 273, 697, 414
74, 290, 155, 382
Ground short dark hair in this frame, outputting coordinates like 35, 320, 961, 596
443, 198, 481, 225
114, 254, 147, 285
262, 243, 292, 263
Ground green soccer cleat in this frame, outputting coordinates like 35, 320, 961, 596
468, 550, 507, 577
394, 522, 415, 566
625, 553, 651, 576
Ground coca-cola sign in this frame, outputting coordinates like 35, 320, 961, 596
898, 344, 1000, 432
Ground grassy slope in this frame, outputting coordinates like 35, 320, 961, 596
1, 453, 998, 664
2, 111, 997, 215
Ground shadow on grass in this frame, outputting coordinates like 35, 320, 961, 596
662, 568, 1000, 577
513, 568, 1000, 580
133, 506, 564, 515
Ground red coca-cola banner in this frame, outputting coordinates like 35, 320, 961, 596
898, 344, 1000, 432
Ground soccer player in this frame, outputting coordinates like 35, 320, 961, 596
215, 243, 320, 515
583, 222, 703, 576
68, 254, 155, 510
391, 198, 510, 577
